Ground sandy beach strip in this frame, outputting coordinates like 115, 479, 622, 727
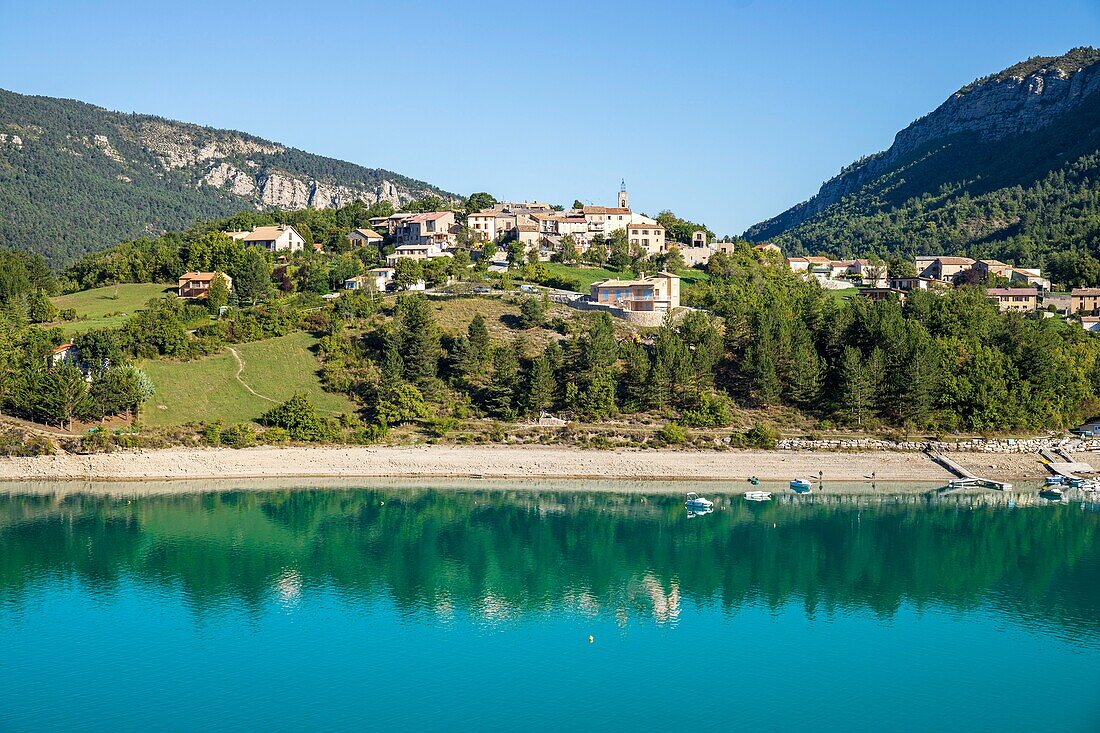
0, 444, 1047, 486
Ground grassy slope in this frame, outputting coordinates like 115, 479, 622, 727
50, 283, 174, 335
140, 332, 354, 426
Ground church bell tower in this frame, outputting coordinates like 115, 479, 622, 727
617, 179, 629, 209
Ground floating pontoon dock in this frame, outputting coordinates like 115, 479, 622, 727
925, 450, 1013, 491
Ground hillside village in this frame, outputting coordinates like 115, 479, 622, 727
179, 183, 728, 325
6, 178, 1100, 455
176, 183, 1100, 332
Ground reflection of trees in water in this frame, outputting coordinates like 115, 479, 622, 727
0, 490, 1097, 636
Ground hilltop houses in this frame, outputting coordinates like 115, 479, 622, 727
786, 256, 885, 286
788, 252, 1052, 301
467, 184, 674, 259
227, 225, 305, 253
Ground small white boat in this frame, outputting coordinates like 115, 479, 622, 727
685, 493, 715, 511
745, 491, 772, 502
1045, 476, 1066, 487
790, 479, 813, 494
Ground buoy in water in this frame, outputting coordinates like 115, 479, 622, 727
588, 635, 594, 644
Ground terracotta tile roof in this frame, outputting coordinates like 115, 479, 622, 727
1071, 288, 1100, 296
583, 206, 631, 215
986, 288, 1037, 296
407, 211, 453, 223
351, 227, 383, 239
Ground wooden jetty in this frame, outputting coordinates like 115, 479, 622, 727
925, 450, 1013, 491
1039, 448, 1095, 481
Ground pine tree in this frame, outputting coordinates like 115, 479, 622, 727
396, 295, 440, 388
485, 344, 519, 418
837, 346, 882, 427
523, 353, 556, 415
41, 363, 90, 430
468, 313, 490, 363
652, 326, 693, 407
620, 342, 654, 412
788, 336, 824, 408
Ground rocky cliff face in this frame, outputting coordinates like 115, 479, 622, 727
113, 117, 436, 210
748, 48, 1100, 238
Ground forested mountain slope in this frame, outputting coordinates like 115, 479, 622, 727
746, 47, 1100, 283
0, 89, 452, 264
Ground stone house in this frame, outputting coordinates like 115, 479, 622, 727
626, 222, 666, 255
468, 210, 517, 242
1071, 288, 1100, 316
917, 256, 975, 282
393, 211, 457, 247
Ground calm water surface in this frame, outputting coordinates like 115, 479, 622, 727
1, 486, 1098, 732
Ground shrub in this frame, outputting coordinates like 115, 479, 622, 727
657, 423, 687, 445
77, 429, 113, 454
259, 393, 338, 442
201, 422, 223, 446
352, 424, 388, 444
221, 423, 256, 448
681, 393, 733, 428
258, 427, 290, 445
743, 422, 778, 449
0, 429, 57, 456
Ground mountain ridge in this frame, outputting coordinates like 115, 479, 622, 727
745, 46, 1100, 268
0, 89, 453, 263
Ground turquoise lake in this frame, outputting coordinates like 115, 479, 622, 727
1, 486, 1098, 731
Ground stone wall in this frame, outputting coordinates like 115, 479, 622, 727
775, 436, 1099, 453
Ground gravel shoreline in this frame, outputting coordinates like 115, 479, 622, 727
0, 445, 1048, 488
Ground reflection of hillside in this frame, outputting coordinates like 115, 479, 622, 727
0, 490, 1096, 637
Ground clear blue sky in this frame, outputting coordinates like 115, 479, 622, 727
1, 0, 1097, 236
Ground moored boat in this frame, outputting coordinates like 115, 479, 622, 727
685, 493, 715, 511
1044, 476, 1066, 487
790, 479, 813, 494
1039, 486, 1064, 501
745, 491, 772, 502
